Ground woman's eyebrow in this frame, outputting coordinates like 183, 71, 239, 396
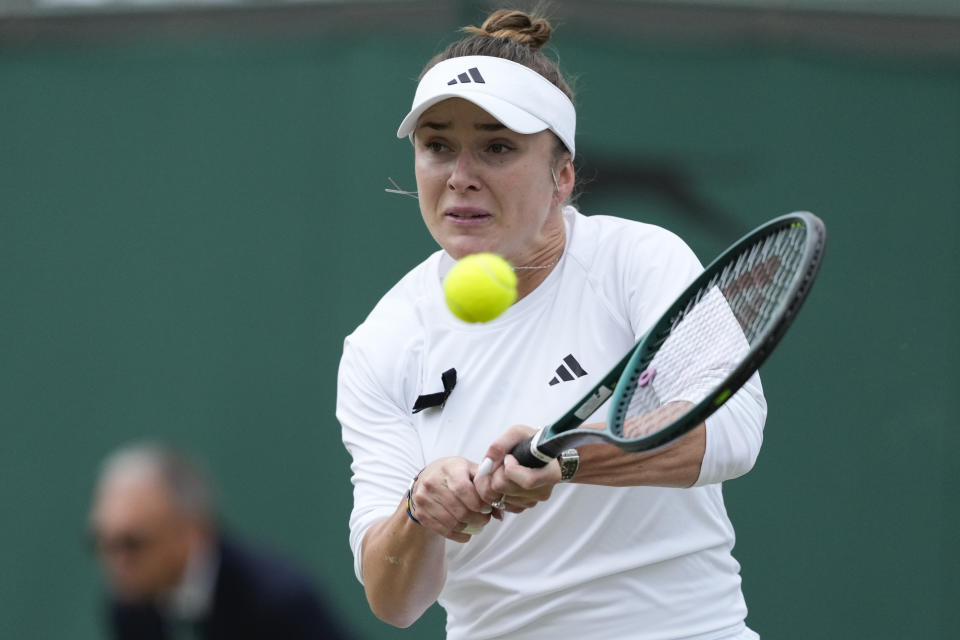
417, 121, 506, 131
418, 121, 450, 131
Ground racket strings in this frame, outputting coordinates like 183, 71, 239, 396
617, 223, 808, 440
727, 228, 806, 342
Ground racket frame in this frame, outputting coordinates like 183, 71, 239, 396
514, 211, 826, 466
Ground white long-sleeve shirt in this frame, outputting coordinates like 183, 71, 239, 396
338, 207, 766, 640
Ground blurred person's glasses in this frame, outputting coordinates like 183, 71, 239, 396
89, 530, 154, 557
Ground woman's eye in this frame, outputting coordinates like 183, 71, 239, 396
425, 141, 447, 152
488, 143, 513, 154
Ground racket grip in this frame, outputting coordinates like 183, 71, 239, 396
509, 435, 551, 469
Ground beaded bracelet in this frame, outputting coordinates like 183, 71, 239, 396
405, 473, 422, 525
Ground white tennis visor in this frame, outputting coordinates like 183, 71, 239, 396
396, 55, 576, 158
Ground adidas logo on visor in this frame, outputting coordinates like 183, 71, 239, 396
549, 355, 588, 386
447, 67, 486, 85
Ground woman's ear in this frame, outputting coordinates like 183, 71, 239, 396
553, 157, 575, 203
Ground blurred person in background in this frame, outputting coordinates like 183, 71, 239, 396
89, 443, 354, 640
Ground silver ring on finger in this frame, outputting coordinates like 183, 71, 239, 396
491, 495, 506, 510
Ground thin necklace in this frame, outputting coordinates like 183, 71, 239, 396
514, 253, 563, 271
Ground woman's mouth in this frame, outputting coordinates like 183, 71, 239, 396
444, 207, 492, 222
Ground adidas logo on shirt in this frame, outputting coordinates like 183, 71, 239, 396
447, 67, 486, 85
548, 354, 588, 386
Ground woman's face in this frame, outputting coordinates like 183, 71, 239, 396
413, 98, 571, 263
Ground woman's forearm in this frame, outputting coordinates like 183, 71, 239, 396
361, 502, 448, 628
574, 424, 706, 488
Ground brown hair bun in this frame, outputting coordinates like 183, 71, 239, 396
418, 6, 575, 135
462, 9, 553, 52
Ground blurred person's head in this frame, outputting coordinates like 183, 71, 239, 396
89, 444, 216, 602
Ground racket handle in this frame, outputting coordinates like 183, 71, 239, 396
509, 434, 551, 469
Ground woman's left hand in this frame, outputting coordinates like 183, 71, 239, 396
474, 424, 562, 513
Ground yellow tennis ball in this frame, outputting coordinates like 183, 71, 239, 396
443, 253, 518, 323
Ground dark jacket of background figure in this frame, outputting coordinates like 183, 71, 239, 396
107, 536, 353, 640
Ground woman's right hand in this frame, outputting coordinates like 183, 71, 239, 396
410, 457, 496, 543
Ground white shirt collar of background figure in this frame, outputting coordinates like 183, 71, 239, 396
164, 543, 219, 621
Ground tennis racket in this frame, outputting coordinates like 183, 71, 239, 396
509, 211, 826, 468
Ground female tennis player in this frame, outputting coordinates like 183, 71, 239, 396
337, 9, 767, 639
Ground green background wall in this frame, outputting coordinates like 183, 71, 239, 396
1, 5, 958, 638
